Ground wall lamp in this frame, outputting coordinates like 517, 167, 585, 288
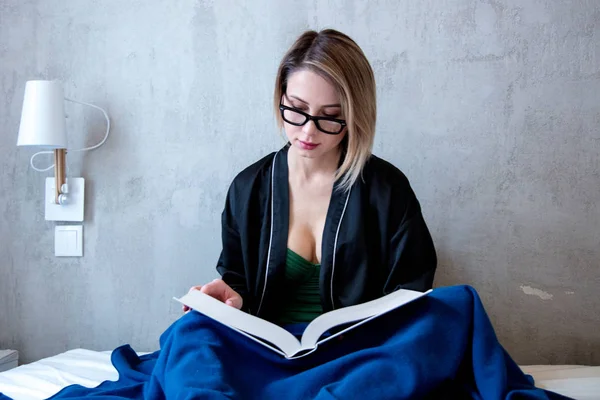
16, 80, 110, 255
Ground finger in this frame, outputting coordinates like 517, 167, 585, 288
201, 280, 241, 307
225, 296, 243, 310
200, 280, 228, 301
183, 286, 203, 312
189, 285, 202, 293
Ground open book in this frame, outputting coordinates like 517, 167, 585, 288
174, 288, 431, 359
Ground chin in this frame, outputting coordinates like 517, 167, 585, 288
297, 150, 321, 158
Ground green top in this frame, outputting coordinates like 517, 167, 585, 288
273, 249, 324, 325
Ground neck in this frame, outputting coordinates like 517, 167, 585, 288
288, 145, 340, 184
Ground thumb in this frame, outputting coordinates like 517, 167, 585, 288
225, 294, 243, 310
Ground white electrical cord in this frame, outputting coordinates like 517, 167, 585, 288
30, 151, 55, 172
29, 98, 111, 172
64, 98, 111, 152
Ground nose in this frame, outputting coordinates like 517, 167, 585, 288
302, 119, 318, 137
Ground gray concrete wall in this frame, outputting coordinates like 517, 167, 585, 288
1, 0, 598, 365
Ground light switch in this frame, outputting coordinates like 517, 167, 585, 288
55, 225, 83, 257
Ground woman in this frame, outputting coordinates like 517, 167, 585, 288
184, 28, 437, 324
170, 31, 566, 399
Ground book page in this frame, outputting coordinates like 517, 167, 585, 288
299, 289, 431, 350
225, 325, 288, 358
174, 290, 301, 356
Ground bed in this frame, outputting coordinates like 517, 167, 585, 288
0, 349, 598, 400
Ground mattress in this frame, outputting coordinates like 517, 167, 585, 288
0, 349, 598, 400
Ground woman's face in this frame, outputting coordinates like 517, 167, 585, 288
282, 69, 347, 160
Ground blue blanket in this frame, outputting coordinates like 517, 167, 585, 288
1, 285, 571, 399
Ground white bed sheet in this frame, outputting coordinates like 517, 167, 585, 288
0, 349, 598, 400
0, 349, 120, 400
521, 365, 600, 400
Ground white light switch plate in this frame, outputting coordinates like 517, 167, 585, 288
45, 177, 85, 221
55, 225, 83, 257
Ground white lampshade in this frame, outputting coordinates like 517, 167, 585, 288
17, 80, 68, 148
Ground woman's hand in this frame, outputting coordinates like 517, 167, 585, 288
182, 279, 243, 312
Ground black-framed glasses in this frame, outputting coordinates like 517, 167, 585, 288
279, 104, 347, 135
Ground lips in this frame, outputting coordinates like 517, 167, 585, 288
298, 140, 319, 150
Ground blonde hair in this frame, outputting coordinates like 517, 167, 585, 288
274, 29, 377, 191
